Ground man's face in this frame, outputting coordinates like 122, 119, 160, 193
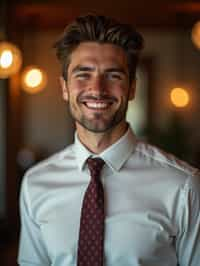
61, 42, 135, 133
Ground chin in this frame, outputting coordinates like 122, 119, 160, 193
78, 117, 126, 134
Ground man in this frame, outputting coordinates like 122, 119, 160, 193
18, 15, 200, 266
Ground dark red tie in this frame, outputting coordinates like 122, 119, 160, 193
77, 157, 105, 266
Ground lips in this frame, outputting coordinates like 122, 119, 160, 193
84, 101, 112, 109
79, 95, 116, 110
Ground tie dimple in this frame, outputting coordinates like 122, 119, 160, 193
77, 157, 105, 266
87, 157, 105, 179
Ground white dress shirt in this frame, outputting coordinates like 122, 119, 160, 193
18, 127, 200, 266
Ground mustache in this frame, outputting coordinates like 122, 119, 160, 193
78, 93, 117, 102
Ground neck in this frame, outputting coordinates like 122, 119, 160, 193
76, 121, 128, 154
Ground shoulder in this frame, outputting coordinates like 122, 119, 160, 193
134, 140, 199, 184
19, 144, 77, 220
21, 143, 75, 189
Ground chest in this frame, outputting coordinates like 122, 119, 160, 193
37, 179, 178, 266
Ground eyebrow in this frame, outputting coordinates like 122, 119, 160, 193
72, 65, 95, 74
72, 65, 127, 75
105, 68, 127, 75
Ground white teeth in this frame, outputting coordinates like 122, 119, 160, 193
85, 102, 109, 109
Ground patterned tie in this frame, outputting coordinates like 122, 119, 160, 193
77, 157, 105, 266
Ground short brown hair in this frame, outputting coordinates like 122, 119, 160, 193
54, 14, 144, 83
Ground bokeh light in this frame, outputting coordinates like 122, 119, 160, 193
191, 21, 200, 50
21, 66, 47, 94
0, 50, 13, 68
0, 42, 22, 78
170, 87, 190, 108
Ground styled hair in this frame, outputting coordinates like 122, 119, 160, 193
54, 14, 144, 83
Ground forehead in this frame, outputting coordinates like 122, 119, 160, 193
68, 42, 128, 70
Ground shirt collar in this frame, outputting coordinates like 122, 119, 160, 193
100, 127, 137, 171
73, 126, 137, 172
74, 132, 93, 171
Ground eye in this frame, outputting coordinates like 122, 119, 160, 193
75, 72, 90, 80
107, 72, 122, 80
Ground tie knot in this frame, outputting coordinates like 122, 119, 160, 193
87, 157, 105, 179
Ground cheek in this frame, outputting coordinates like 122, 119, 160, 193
68, 80, 89, 98
67, 80, 82, 96
110, 84, 129, 98
70, 78, 88, 88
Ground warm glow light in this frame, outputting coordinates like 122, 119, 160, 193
191, 21, 200, 50
0, 50, 13, 68
25, 69, 43, 88
21, 66, 47, 94
170, 87, 190, 108
0, 42, 22, 78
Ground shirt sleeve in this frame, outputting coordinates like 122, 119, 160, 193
18, 175, 51, 266
176, 170, 200, 266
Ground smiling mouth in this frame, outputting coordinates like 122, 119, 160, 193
79, 95, 116, 110
82, 101, 113, 110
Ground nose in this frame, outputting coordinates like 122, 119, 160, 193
89, 75, 106, 94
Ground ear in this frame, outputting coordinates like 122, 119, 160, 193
59, 76, 69, 101
128, 79, 136, 101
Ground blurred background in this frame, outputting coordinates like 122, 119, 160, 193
0, 0, 200, 264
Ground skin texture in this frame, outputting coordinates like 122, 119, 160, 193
60, 42, 136, 154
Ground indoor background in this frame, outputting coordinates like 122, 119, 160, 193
0, 0, 200, 264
